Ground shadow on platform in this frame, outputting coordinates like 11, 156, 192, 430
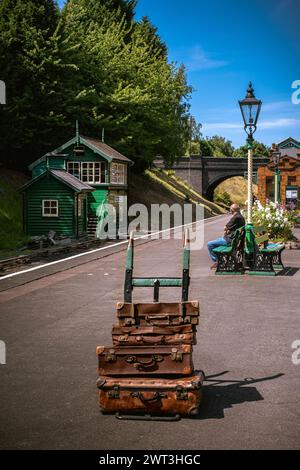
279, 267, 299, 276
197, 371, 284, 420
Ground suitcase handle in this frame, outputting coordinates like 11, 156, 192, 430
116, 335, 165, 345
139, 335, 165, 345
145, 314, 173, 326
126, 355, 164, 371
131, 391, 167, 403
145, 314, 169, 321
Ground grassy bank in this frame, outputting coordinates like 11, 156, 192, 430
128, 169, 225, 219
214, 176, 258, 207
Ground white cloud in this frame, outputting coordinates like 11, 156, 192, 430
260, 118, 300, 129
170, 45, 228, 71
187, 46, 228, 71
262, 101, 292, 112
203, 122, 241, 130
202, 118, 300, 131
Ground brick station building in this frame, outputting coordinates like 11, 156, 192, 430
257, 137, 300, 208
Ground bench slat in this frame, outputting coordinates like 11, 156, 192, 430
213, 246, 232, 254
261, 244, 285, 253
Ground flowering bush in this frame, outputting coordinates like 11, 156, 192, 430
251, 201, 297, 242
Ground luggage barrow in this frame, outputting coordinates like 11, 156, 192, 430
97, 230, 204, 421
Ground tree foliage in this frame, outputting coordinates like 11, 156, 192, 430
0, 0, 271, 171
184, 116, 202, 155
0, 0, 192, 171
199, 139, 214, 156
233, 140, 270, 158
206, 135, 234, 157
0, 0, 79, 167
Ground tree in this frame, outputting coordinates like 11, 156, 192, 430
206, 135, 234, 157
0, 0, 78, 168
0, 0, 192, 171
134, 16, 167, 59
233, 140, 270, 158
62, 0, 192, 169
184, 116, 202, 155
199, 139, 214, 156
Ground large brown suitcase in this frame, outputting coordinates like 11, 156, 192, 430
112, 324, 197, 346
97, 344, 193, 376
96, 371, 204, 417
116, 301, 199, 327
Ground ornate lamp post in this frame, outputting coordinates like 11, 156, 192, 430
271, 144, 281, 204
239, 82, 262, 261
239, 82, 262, 224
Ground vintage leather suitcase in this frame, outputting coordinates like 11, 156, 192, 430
116, 301, 199, 327
112, 324, 197, 346
97, 344, 193, 376
96, 371, 204, 417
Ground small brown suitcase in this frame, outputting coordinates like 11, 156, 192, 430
112, 324, 197, 346
116, 301, 199, 327
97, 344, 193, 376
96, 371, 204, 417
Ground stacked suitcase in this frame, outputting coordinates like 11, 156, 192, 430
96, 231, 204, 420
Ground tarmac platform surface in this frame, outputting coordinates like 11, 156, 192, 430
0, 215, 299, 450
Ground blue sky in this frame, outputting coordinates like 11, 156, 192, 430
58, 0, 300, 148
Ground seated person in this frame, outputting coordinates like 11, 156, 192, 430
207, 203, 245, 269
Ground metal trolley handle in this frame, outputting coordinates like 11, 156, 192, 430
124, 229, 190, 303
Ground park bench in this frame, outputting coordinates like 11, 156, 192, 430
247, 226, 285, 276
212, 227, 245, 275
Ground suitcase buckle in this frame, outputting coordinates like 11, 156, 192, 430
175, 385, 188, 400
118, 335, 128, 343
183, 316, 191, 324
105, 349, 117, 363
108, 385, 120, 399
171, 348, 183, 362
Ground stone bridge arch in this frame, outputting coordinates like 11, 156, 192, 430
205, 173, 245, 201
153, 155, 269, 201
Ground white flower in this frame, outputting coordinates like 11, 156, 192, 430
268, 224, 272, 227
283, 218, 288, 223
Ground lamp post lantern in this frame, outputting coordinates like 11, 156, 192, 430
271, 144, 281, 204
239, 82, 262, 225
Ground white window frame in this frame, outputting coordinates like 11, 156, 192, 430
67, 161, 106, 184
42, 199, 58, 217
110, 163, 126, 185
